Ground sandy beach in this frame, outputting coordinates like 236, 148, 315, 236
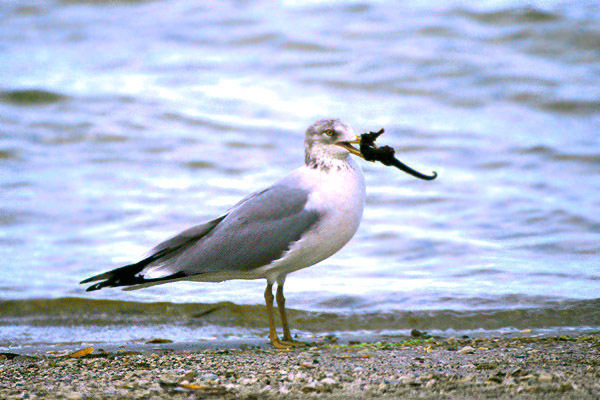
2, 333, 599, 399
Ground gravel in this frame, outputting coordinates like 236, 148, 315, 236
2, 334, 599, 399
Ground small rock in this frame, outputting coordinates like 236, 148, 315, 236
279, 385, 290, 394
301, 382, 320, 393
503, 377, 516, 386
488, 372, 504, 384
201, 373, 219, 381
476, 362, 497, 370
559, 383, 574, 392
507, 367, 523, 377
459, 346, 475, 354
0, 353, 20, 360
261, 385, 273, 393
411, 329, 426, 337
320, 377, 336, 385
176, 372, 195, 383
357, 350, 372, 358
521, 373, 537, 381
240, 377, 256, 385
538, 372, 553, 383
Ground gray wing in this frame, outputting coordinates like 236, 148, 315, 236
80, 216, 226, 290
138, 182, 322, 280
148, 215, 226, 256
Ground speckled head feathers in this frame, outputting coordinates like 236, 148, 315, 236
304, 119, 357, 168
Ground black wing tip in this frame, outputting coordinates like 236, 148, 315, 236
82, 272, 188, 292
80, 250, 183, 292
82, 276, 130, 292
82, 276, 116, 291
80, 270, 113, 285
85, 282, 105, 292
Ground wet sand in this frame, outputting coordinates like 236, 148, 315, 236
2, 333, 599, 399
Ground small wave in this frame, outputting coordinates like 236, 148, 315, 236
2, 297, 598, 333
541, 99, 600, 116
0, 89, 67, 105
0, 149, 20, 161
514, 145, 600, 165
458, 7, 560, 25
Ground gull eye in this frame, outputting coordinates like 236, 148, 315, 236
324, 130, 335, 137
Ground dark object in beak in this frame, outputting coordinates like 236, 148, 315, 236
336, 139, 363, 158
359, 129, 437, 181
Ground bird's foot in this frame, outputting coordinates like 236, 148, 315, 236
280, 337, 312, 347
269, 336, 312, 349
270, 337, 294, 349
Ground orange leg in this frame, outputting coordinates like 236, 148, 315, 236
264, 283, 290, 349
276, 284, 309, 346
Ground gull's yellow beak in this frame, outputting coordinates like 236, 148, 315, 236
336, 136, 364, 158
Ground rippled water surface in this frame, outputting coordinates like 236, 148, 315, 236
1, 0, 599, 345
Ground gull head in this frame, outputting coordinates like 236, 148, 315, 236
304, 119, 363, 169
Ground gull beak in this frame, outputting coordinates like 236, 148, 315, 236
337, 136, 364, 158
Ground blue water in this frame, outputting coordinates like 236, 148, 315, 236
1, 0, 599, 328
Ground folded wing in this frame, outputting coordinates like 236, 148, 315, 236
81, 183, 321, 291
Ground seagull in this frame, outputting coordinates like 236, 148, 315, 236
81, 119, 427, 348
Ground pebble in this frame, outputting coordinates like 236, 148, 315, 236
537, 372, 553, 383
320, 377, 336, 385
399, 374, 415, 384
0, 335, 598, 399
201, 372, 219, 381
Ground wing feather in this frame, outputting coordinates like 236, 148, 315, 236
141, 183, 321, 278
81, 181, 321, 290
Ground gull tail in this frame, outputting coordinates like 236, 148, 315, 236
80, 215, 227, 292
80, 250, 184, 292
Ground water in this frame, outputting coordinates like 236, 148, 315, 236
1, 0, 599, 349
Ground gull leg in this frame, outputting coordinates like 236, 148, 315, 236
276, 284, 309, 346
276, 284, 293, 342
264, 283, 290, 349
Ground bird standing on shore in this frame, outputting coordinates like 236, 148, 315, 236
81, 119, 434, 348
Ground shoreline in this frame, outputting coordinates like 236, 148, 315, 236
2, 333, 599, 399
